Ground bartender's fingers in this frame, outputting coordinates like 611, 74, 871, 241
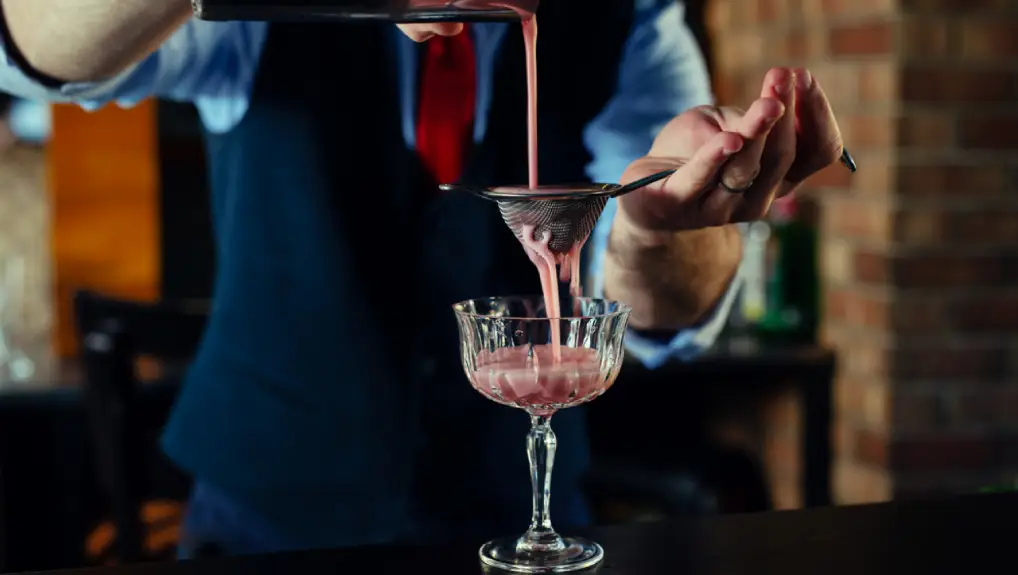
621, 131, 744, 230
784, 68, 843, 186
733, 68, 797, 222
718, 97, 785, 192
397, 23, 465, 42
661, 131, 744, 203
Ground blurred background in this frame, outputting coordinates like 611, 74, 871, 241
1, 0, 1017, 572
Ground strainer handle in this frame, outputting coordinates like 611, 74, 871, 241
608, 168, 677, 198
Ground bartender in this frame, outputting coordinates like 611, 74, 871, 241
0, 0, 842, 557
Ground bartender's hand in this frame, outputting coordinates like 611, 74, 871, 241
397, 23, 465, 41
605, 67, 843, 331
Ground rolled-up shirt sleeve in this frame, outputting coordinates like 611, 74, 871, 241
583, 0, 743, 369
0, 15, 266, 133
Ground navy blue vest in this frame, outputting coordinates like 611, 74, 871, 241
162, 2, 634, 547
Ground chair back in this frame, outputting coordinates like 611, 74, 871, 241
74, 290, 209, 564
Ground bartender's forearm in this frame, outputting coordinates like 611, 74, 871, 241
1, 0, 191, 82
604, 212, 742, 331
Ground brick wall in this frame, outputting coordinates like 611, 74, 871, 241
707, 0, 1018, 505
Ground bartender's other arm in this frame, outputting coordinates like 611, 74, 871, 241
0, 0, 194, 83
0, 0, 267, 138
584, 0, 742, 369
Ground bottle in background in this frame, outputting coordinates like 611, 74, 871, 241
757, 196, 818, 343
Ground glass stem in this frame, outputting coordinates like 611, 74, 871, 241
521, 414, 566, 552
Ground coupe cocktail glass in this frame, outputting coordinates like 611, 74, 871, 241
452, 295, 631, 573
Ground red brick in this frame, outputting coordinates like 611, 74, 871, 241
829, 21, 896, 56
890, 346, 1009, 381
840, 342, 891, 380
834, 419, 856, 459
943, 209, 1018, 244
952, 294, 1018, 331
781, 28, 809, 60
892, 209, 942, 244
825, 287, 889, 328
889, 297, 948, 332
835, 379, 867, 425
821, 0, 896, 16
834, 375, 889, 421
892, 391, 946, 432
785, 0, 807, 16
732, 0, 760, 28
823, 199, 889, 240
901, 17, 950, 57
896, 112, 954, 149
833, 461, 892, 504
706, 0, 733, 32
901, 67, 1016, 104
958, 20, 1018, 59
859, 62, 897, 103
845, 114, 894, 148
820, 240, 854, 284
855, 428, 889, 467
891, 435, 997, 471
900, 0, 1017, 13
824, 288, 852, 325
735, 35, 768, 68
850, 154, 893, 196
892, 253, 1015, 288
756, 0, 787, 23
895, 207, 1018, 246
958, 115, 1018, 150
853, 249, 890, 283
820, 0, 854, 16
854, 0, 900, 15
711, 75, 738, 106
954, 389, 1018, 427
895, 163, 1008, 198
805, 162, 853, 188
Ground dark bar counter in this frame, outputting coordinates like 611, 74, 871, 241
19, 492, 1017, 575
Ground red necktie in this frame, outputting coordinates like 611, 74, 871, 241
416, 27, 477, 185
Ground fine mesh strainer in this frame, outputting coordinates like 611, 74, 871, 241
439, 168, 676, 253
441, 148, 857, 253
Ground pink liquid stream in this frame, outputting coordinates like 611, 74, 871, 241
467, 15, 610, 408
517, 16, 589, 364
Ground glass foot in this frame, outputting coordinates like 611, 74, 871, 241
479, 534, 604, 573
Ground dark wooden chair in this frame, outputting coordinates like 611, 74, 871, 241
74, 290, 209, 565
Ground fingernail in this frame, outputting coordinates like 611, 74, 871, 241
796, 70, 813, 90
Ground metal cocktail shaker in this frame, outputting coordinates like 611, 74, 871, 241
191, 0, 539, 22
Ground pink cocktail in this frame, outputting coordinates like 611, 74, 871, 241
453, 295, 631, 573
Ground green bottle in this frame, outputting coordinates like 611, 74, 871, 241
757, 197, 818, 343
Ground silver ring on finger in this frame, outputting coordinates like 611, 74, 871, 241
719, 178, 755, 194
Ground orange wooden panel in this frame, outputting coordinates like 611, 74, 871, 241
47, 100, 161, 357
